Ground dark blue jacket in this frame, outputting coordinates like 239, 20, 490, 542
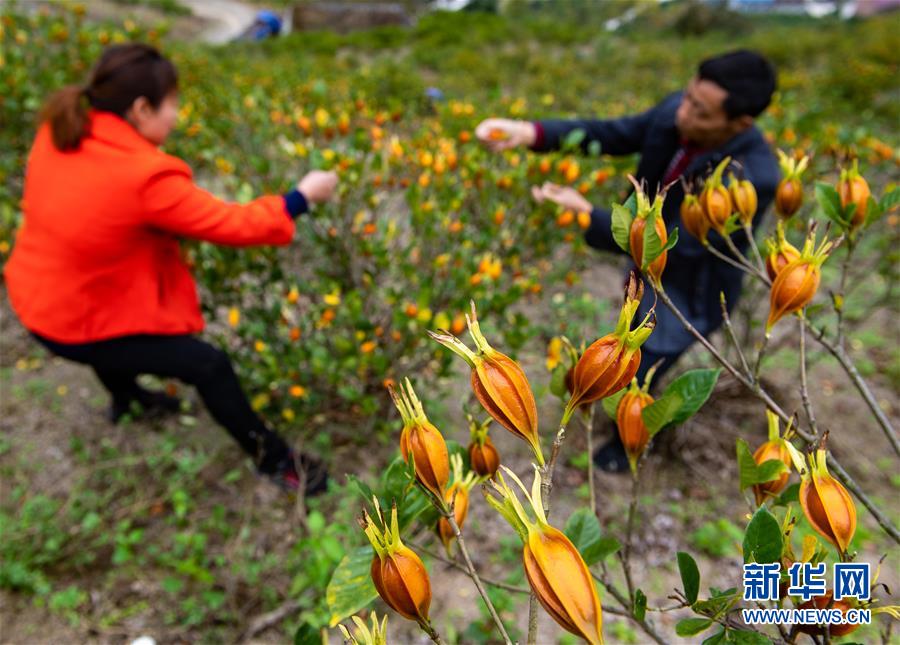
535, 92, 780, 355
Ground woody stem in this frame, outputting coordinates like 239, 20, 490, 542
743, 222, 768, 277
653, 284, 900, 543
723, 231, 770, 283
620, 468, 640, 611
447, 514, 513, 645
416, 618, 445, 645
585, 405, 597, 514
799, 315, 820, 439
528, 418, 571, 644
705, 241, 763, 278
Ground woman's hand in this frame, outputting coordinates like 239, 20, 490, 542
475, 118, 536, 152
298, 170, 338, 205
531, 182, 593, 213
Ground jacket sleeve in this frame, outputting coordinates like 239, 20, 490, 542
140, 157, 296, 247
532, 101, 660, 156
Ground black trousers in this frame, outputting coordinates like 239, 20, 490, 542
32, 332, 291, 474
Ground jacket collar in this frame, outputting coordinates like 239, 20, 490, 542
684, 126, 763, 178
87, 109, 158, 152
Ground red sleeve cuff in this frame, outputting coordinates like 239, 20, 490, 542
530, 121, 546, 151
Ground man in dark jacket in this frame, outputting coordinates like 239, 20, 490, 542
476, 50, 780, 472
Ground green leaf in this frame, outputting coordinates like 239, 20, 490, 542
611, 203, 633, 254
587, 140, 602, 157
863, 194, 882, 229
564, 508, 621, 565
664, 368, 721, 426
726, 630, 775, 644
677, 551, 701, 604
550, 364, 568, 398
879, 187, 900, 214
702, 627, 727, 645
600, 389, 627, 420
633, 588, 647, 621
642, 217, 664, 269
662, 226, 679, 253
773, 482, 800, 507
641, 393, 683, 436
623, 191, 637, 217
737, 438, 760, 491
294, 622, 319, 645
723, 213, 742, 235
737, 441, 787, 491
676, 617, 714, 637
326, 546, 378, 627
742, 506, 783, 564
815, 182, 848, 229
756, 459, 788, 485
563, 128, 586, 150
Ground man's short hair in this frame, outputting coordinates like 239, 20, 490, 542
698, 50, 777, 119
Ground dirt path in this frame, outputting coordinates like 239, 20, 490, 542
177, 0, 259, 44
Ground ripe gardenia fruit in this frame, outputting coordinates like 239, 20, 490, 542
362, 500, 432, 625
699, 156, 733, 233
800, 447, 857, 554
680, 192, 709, 244
626, 176, 669, 284
390, 378, 449, 500
428, 302, 543, 465
752, 410, 794, 506
774, 149, 808, 219
837, 159, 871, 230
615, 377, 654, 473
766, 226, 835, 334
797, 593, 859, 637
467, 416, 500, 478
566, 273, 654, 420
485, 467, 603, 644
437, 454, 478, 553
729, 174, 758, 225
764, 221, 801, 282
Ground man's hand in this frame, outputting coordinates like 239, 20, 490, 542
531, 182, 593, 213
297, 170, 338, 205
475, 118, 536, 152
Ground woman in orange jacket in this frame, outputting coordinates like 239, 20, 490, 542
4, 44, 335, 495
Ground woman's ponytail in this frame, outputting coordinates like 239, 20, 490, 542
39, 84, 90, 151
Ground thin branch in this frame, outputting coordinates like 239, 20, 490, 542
593, 568, 667, 645
416, 618, 445, 645
804, 317, 900, 458
720, 292, 753, 379
723, 232, 770, 284
743, 223, 768, 278
752, 333, 770, 383
799, 315, 821, 438
411, 541, 530, 595
585, 405, 597, 514
447, 514, 514, 645
529, 418, 572, 644
707, 226, 898, 455
706, 241, 759, 275
619, 470, 640, 612
835, 237, 854, 351
653, 285, 900, 543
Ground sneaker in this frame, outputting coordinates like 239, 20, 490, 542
108, 390, 182, 424
592, 436, 631, 474
271, 451, 329, 496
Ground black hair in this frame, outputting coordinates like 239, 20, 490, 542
41, 43, 178, 151
697, 49, 776, 119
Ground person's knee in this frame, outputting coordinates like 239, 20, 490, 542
189, 345, 234, 384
